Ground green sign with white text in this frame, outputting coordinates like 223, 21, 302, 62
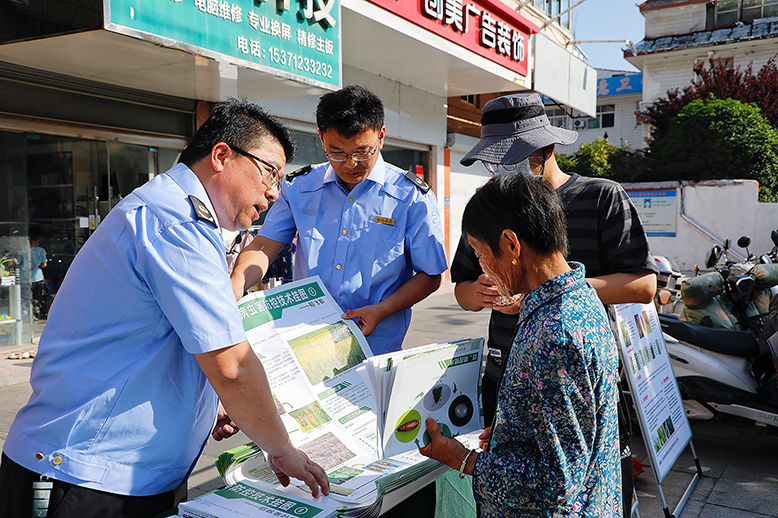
105, 0, 340, 90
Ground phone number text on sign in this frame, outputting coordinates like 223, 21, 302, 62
236, 35, 335, 79
267, 47, 334, 79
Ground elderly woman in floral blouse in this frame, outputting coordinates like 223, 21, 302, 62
419, 173, 621, 517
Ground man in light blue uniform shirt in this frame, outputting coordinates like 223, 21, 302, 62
0, 99, 328, 518
232, 85, 448, 355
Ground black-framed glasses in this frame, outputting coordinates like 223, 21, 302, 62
229, 145, 282, 189
324, 137, 380, 162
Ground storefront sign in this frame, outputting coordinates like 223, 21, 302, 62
105, 0, 341, 90
596, 74, 643, 97
364, 0, 536, 77
628, 189, 677, 237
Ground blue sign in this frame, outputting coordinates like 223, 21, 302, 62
596, 74, 642, 97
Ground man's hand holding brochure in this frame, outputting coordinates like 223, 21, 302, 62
178, 277, 484, 518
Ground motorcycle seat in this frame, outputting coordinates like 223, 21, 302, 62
658, 313, 761, 358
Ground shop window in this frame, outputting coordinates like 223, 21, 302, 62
694, 56, 734, 73
460, 95, 477, 108
599, 105, 615, 128
545, 107, 570, 129
574, 105, 615, 130
533, 0, 571, 30
713, 0, 778, 25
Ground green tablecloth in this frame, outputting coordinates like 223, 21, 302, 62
435, 470, 477, 518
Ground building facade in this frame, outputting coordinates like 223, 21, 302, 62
0, 0, 593, 346
628, 0, 778, 144
546, 70, 645, 155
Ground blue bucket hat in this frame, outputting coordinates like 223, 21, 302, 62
460, 93, 578, 167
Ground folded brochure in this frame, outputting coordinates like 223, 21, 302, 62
188, 277, 484, 516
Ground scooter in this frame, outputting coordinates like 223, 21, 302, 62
653, 254, 684, 314
658, 233, 778, 427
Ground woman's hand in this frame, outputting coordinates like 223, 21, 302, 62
418, 419, 477, 475
478, 426, 491, 451
492, 293, 524, 315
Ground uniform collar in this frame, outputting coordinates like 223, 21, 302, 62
519, 262, 587, 322
165, 163, 221, 229
323, 153, 387, 189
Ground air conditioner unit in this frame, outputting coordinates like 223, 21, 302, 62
573, 119, 586, 129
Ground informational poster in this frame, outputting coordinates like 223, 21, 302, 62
627, 189, 678, 237
610, 303, 692, 482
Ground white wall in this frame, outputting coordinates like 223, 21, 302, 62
257, 64, 447, 147
643, 4, 708, 39
623, 180, 778, 272
555, 92, 646, 154
446, 133, 489, 256
642, 53, 696, 105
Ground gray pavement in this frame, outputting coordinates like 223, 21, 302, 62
1, 283, 778, 517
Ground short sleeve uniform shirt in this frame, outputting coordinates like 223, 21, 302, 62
5, 164, 247, 496
259, 155, 448, 355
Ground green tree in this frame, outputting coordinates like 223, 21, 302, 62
640, 57, 778, 146
556, 138, 652, 183
650, 96, 778, 201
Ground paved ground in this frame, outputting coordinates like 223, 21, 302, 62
2, 282, 778, 517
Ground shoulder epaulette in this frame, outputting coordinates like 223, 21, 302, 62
404, 170, 431, 193
188, 195, 217, 227
286, 164, 312, 181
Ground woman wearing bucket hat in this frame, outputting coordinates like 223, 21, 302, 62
451, 92, 657, 518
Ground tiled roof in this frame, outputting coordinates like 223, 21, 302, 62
638, 0, 709, 13
634, 16, 778, 55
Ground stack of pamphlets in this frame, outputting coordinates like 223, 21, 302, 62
177, 478, 340, 518
214, 442, 264, 480
180, 277, 485, 517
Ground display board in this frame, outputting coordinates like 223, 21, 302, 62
626, 189, 678, 237
610, 302, 692, 482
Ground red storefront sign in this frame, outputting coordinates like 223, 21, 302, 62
365, 0, 538, 77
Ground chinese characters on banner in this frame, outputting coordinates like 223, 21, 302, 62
193, 0, 336, 59
365, 0, 535, 77
106, 0, 341, 89
596, 74, 643, 97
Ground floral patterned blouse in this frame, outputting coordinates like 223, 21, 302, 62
473, 262, 621, 517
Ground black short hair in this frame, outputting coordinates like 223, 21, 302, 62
316, 85, 384, 137
28, 225, 44, 242
462, 174, 568, 257
178, 98, 295, 166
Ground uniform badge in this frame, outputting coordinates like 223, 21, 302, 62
375, 216, 395, 226
188, 195, 216, 227
404, 170, 431, 193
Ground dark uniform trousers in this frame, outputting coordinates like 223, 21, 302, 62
0, 453, 187, 518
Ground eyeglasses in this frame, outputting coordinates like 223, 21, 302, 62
324, 138, 380, 162
229, 145, 282, 190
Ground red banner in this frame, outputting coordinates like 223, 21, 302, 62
365, 0, 537, 77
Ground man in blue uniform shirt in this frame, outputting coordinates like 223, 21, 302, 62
231, 85, 448, 355
0, 99, 329, 518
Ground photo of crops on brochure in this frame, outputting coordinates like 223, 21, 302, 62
179, 277, 485, 518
